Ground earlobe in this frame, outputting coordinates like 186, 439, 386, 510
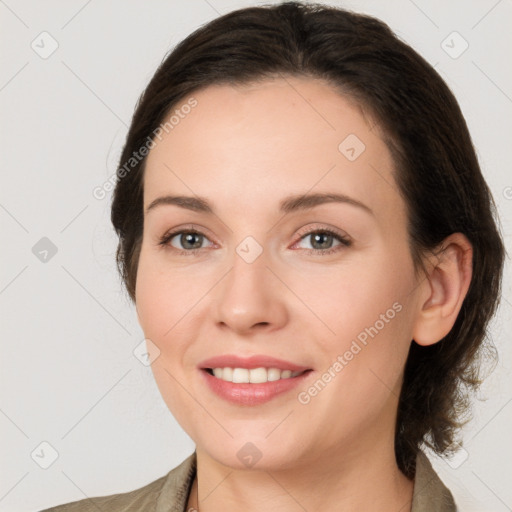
412, 233, 473, 347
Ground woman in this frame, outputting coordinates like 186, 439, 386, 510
42, 2, 505, 511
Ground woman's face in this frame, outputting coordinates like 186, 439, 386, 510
136, 77, 426, 470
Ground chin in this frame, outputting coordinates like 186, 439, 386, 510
197, 433, 308, 472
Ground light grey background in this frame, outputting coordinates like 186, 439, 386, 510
1, 1, 511, 511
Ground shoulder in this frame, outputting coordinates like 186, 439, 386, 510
411, 449, 457, 512
39, 452, 196, 512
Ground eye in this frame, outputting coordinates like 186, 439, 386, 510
158, 226, 351, 256
292, 228, 351, 256
158, 228, 214, 254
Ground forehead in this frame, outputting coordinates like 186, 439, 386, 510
143, 77, 403, 222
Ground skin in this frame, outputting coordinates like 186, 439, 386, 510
135, 76, 473, 512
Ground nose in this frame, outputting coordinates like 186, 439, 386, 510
213, 248, 289, 335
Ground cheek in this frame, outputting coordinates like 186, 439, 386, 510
306, 248, 414, 393
295, 248, 413, 343
135, 251, 205, 426
135, 247, 208, 338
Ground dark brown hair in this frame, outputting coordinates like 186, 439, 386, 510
111, 1, 505, 478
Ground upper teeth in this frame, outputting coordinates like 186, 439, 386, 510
211, 367, 303, 383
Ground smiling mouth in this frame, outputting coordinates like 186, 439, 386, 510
204, 367, 311, 383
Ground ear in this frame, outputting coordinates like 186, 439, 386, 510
412, 233, 473, 346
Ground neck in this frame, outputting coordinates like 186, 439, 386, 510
187, 437, 414, 512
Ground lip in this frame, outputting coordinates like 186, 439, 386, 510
200, 368, 312, 406
198, 354, 313, 406
198, 354, 311, 372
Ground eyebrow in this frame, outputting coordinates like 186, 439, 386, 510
145, 192, 374, 216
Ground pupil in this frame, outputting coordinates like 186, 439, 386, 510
182, 233, 202, 249
312, 233, 332, 249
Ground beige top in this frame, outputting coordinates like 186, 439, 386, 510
40, 450, 457, 511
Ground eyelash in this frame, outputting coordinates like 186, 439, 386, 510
158, 226, 352, 256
